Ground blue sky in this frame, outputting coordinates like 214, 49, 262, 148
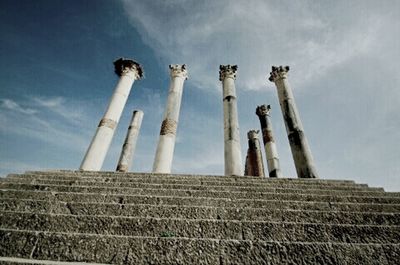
1, 0, 400, 191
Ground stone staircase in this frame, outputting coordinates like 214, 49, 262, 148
0, 171, 399, 264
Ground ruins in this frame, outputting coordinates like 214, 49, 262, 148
1, 60, 399, 264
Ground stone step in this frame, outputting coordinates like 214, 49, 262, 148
1, 199, 399, 225
0, 257, 105, 264
1, 183, 399, 203
1, 212, 400, 244
2, 197, 400, 214
0, 182, 390, 198
2, 178, 384, 192
11, 172, 365, 186
2, 229, 398, 265
23, 171, 357, 183
2, 189, 400, 208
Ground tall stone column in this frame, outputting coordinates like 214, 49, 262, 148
244, 130, 265, 177
219, 65, 243, 176
80, 58, 143, 171
269, 66, 319, 178
152, 64, 188, 173
256, 104, 283, 178
116, 110, 144, 172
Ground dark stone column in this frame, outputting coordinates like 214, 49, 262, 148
244, 130, 265, 177
256, 104, 282, 178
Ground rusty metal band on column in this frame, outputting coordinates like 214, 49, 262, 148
160, 118, 177, 135
98, 118, 117, 129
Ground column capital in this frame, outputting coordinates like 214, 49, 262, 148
169, 64, 188, 79
247, 130, 260, 140
268, 65, 289, 82
114, 58, 144, 80
256, 104, 271, 117
219, 65, 238, 81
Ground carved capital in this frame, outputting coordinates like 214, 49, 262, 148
247, 130, 260, 140
256, 104, 271, 117
114, 58, 144, 80
169, 64, 188, 79
219, 65, 238, 81
268, 65, 289, 82
160, 118, 177, 135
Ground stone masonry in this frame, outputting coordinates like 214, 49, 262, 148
1, 171, 399, 264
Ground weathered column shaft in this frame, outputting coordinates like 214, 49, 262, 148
256, 104, 282, 178
116, 110, 144, 172
80, 58, 143, 171
219, 65, 243, 176
245, 130, 265, 177
269, 66, 319, 178
152, 64, 188, 173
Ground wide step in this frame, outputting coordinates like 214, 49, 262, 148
1, 229, 398, 265
1, 200, 400, 225
1, 171, 399, 264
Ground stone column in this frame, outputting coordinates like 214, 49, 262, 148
256, 104, 283, 178
152, 64, 188, 173
244, 130, 265, 177
116, 110, 144, 172
80, 58, 143, 171
269, 66, 319, 178
219, 65, 243, 176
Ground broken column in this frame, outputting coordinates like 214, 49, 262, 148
219, 65, 243, 176
116, 110, 144, 172
256, 104, 282, 178
244, 130, 265, 177
152, 64, 188, 173
80, 58, 143, 171
269, 66, 319, 178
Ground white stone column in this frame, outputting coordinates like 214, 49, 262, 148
219, 65, 243, 176
256, 104, 282, 178
116, 110, 144, 172
245, 130, 265, 177
80, 58, 143, 171
152, 64, 188, 173
269, 66, 319, 178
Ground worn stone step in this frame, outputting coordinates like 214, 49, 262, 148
2, 229, 398, 265
2, 212, 400, 243
2, 189, 400, 209
2, 178, 385, 193
0, 257, 105, 264
0, 182, 390, 198
23, 171, 357, 183
2, 197, 400, 214
11, 172, 365, 186
1, 199, 399, 225
1, 183, 399, 203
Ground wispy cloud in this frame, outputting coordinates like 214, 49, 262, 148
0, 97, 91, 152
0, 99, 37, 115
120, 0, 385, 91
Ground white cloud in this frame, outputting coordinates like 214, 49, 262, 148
32, 96, 88, 125
119, 0, 400, 191
0, 97, 91, 152
120, 0, 387, 91
0, 99, 37, 115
